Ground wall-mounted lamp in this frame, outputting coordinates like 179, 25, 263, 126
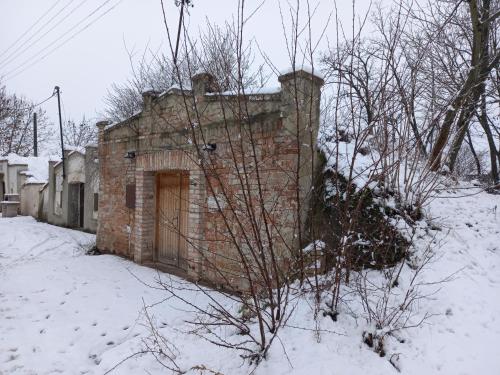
124, 150, 136, 159
202, 143, 217, 152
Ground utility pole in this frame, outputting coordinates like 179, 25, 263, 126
33, 112, 38, 157
55, 86, 66, 179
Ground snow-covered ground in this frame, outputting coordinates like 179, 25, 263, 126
1, 185, 499, 374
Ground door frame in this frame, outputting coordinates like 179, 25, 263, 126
0, 174, 4, 202
79, 183, 85, 228
154, 170, 189, 269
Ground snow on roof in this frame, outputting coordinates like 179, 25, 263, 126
279, 65, 324, 80
158, 83, 192, 97
65, 145, 86, 155
131, 109, 142, 117
68, 150, 82, 158
25, 157, 52, 183
2, 153, 28, 165
53, 149, 85, 169
206, 86, 281, 97
25, 178, 47, 185
141, 86, 157, 94
104, 107, 145, 132
192, 68, 210, 77
1, 153, 53, 183
95, 118, 111, 125
104, 121, 118, 131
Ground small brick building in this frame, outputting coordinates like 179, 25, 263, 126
96, 68, 323, 289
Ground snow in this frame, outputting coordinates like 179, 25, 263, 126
392, 184, 500, 374
302, 240, 326, 253
280, 65, 325, 80
141, 86, 156, 94
159, 83, 192, 97
24, 178, 47, 185
206, 86, 282, 96
193, 67, 209, 76
1, 153, 56, 184
65, 145, 86, 155
105, 111, 141, 131
322, 137, 382, 189
1, 183, 500, 374
1, 154, 28, 165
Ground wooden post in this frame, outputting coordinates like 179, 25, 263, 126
55, 86, 66, 179
33, 112, 38, 157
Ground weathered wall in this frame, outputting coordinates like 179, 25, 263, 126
96, 123, 137, 256
0, 160, 28, 198
84, 146, 99, 233
47, 151, 86, 228
0, 161, 6, 201
0, 173, 4, 203
67, 152, 85, 184
20, 183, 44, 218
48, 160, 67, 226
7, 164, 28, 195
97, 69, 323, 288
38, 184, 49, 222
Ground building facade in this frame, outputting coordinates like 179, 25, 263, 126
20, 181, 45, 218
96, 69, 323, 288
0, 157, 28, 201
47, 147, 99, 232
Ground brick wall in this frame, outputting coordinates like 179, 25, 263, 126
96, 123, 137, 257
96, 69, 323, 289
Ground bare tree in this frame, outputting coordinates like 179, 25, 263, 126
0, 82, 54, 156
103, 21, 264, 122
103, 0, 486, 371
63, 116, 97, 147
423, 0, 500, 172
100, 0, 326, 366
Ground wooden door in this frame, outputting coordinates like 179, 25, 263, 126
155, 172, 189, 269
79, 183, 85, 228
68, 183, 85, 228
0, 175, 4, 202
68, 183, 80, 227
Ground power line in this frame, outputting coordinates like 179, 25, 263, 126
3, 0, 122, 81
0, 0, 76, 69
0, 0, 64, 60
5, 91, 56, 112
0, 0, 90, 71
32, 92, 57, 108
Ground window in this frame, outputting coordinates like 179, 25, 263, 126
93, 193, 98, 212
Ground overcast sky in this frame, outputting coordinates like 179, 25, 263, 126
0, 0, 375, 140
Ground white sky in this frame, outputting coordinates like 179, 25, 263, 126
0, 0, 375, 138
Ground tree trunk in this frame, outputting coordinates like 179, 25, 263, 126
478, 95, 499, 183
466, 129, 481, 175
448, 97, 478, 172
429, 0, 492, 171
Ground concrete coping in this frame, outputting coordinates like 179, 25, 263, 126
24, 181, 46, 186
4, 194, 20, 199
